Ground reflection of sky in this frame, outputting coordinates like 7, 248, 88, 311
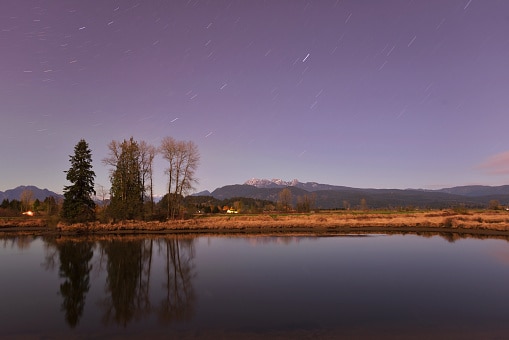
193, 234, 509, 332
2, 1, 509, 195
493, 245, 509, 265
1, 235, 509, 337
0, 238, 62, 334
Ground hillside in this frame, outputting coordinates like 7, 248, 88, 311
207, 179, 509, 210
0, 185, 62, 202
3, 180, 508, 210
438, 185, 509, 197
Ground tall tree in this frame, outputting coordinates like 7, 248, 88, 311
43, 196, 59, 216
278, 188, 293, 212
139, 140, 157, 215
160, 137, 200, 219
61, 139, 96, 223
296, 193, 316, 213
105, 137, 144, 220
20, 189, 34, 212
359, 198, 368, 211
94, 184, 109, 207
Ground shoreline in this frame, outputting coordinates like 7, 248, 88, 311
2, 210, 509, 238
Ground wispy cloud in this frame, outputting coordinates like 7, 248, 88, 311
478, 151, 509, 175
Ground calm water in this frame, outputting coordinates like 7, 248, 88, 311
1, 233, 509, 339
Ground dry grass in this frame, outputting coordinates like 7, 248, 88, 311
54, 210, 509, 234
0, 217, 46, 228
3, 210, 509, 236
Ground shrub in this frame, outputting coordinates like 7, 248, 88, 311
443, 217, 454, 228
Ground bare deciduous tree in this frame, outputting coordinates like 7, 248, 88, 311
160, 137, 200, 219
20, 189, 34, 212
94, 184, 109, 206
343, 200, 350, 210
139, 140, 157, 214
360, 198, 368, 211
278, 188, 292, 212
102, 140, 122, 170
296, 193, 316, 213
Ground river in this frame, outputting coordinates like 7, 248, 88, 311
1, 232, 509, 339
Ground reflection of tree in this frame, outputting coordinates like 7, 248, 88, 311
16, 236, 33, 250
440, 233, 461, 243
57, 241, 94, 328
20, 235, 199, 328
158, 238, 196, 323
0, 236, 33, 250
100, 239, 153, 326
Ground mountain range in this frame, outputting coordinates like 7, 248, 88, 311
196, 178, 509, 209
2, 179, 509, 209
0, 185, 63, 202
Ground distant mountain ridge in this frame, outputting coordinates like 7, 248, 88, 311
437, 185, 509, 197
244, 178, 357, 191
245, 178, 301, 188
201, 178, 509, 209
0, 185, 63, 201
3, 181, 509, 209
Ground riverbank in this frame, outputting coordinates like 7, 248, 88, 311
2, 210, 509, 236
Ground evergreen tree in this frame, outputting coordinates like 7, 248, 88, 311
0, 199, 9, 209
107, 137, 144, 220
61, 139, 96, 223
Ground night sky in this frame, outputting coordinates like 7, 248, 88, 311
2, 0, 509, 196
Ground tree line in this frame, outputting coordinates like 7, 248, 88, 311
60, 137, 199, 224
2, 137, 322, 223
276, 188, 316, 213
0, 196, 59, 217
0, 132, 284, 221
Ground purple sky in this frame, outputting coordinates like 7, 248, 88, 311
2, 0, 509, 196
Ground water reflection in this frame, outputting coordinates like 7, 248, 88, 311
42, 238, 95, 327
158, 238, 195, 323
40, 236, 197, 328
57, 241, 94, 327
1, 232, 509, 338
100, 239, 152, 326
0, 235, 35, 250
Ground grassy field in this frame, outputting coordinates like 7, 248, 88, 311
3, 209, 509, 236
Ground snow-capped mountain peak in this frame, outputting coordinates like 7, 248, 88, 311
244, 178, 300, 188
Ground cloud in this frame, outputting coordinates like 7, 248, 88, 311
478, 151, 509, 175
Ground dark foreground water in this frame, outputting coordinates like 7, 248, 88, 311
1, 233, 509, 339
